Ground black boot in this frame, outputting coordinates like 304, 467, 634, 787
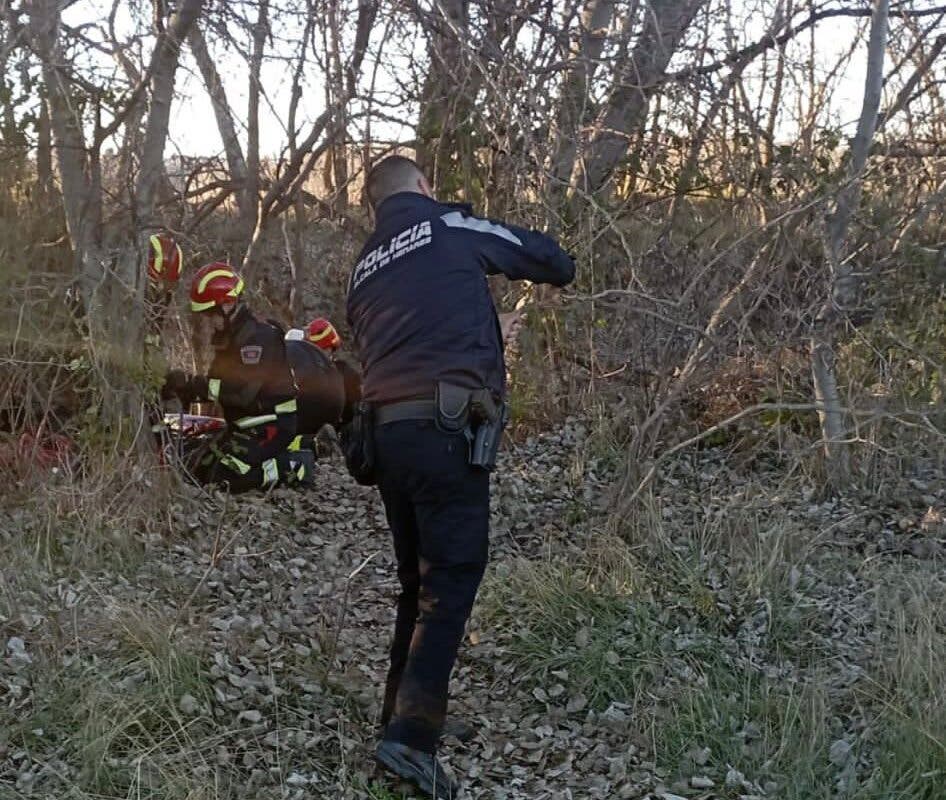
376, 740, 458, 799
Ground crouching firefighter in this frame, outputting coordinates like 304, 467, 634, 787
162, 263, 314, 492
285, 317, 362, 429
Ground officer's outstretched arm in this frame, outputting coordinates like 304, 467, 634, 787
440, 210, 575, 287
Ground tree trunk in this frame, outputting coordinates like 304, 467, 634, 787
573, 0, 704, 198
36, 97, 54, 207
549, 0, 615, 200
245, 0, 269, 248
123, 0, 204, 440
27, 0, 103, 302
415, 0, 470, 190
135, 0, 205, 232
809, 0, 889, 487
284, 191, 306, 324
327, 0, 349, 212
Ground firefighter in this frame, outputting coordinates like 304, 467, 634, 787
145, 232, 183, 337
284, 318, 362, 428
163, 263, 312, 492
147, 233, 183, 286
283, 321, 346, 437
303, 318, 362, 424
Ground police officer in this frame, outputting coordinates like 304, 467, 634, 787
164, 262, 309, 492
346, 156, 575, 797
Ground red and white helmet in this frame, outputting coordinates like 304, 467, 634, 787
189, 262, 244, 312
147, 233, 183, 284
306, 318, 341, 351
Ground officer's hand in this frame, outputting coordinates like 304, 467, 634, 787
499, 310, 523, 345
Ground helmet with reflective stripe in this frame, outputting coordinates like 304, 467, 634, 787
148, 234, 183, 284
190, 262, 245, 312
306, 318, 341, 351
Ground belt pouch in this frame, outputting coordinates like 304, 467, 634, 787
435, 381, 471, 434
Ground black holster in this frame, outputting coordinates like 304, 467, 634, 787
436, 382, 507, 472
469, 389, 507, 471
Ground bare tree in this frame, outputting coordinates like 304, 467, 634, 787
572, 0, 705, 199
24, 0, 204, 433
810, 0, 889, 485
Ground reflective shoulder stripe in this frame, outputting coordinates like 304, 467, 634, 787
235, 414, 277, 429
208, 378, 222, 401
220, 454, 251, 475
261, 458, 279, 486
440, 211, 522, 246
275, 399, 297, 415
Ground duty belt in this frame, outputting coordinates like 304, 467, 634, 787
374, 399, 436, 426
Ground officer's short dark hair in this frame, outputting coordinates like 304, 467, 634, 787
366, 155, 425, 209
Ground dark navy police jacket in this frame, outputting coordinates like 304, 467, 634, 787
346, 192, 575, 404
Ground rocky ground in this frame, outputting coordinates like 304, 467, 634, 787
1, 420, 944, 799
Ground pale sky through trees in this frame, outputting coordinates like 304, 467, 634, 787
67, 0, 871, 161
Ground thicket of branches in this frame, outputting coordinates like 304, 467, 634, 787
2, 0, 946, 499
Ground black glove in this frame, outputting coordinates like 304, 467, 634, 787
162, 369, 199, 406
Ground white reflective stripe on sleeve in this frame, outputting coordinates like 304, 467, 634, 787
275, 399, 297, 414
235, 414, 278, 429
440, 211, 522, 246
208, 378, 221, 401
262, 458, 279, 486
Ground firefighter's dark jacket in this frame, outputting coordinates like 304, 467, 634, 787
346, 192, 575, 403
284, 339, 346, 432
195, 305, 297, 463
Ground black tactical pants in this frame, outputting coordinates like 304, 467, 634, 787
374, 419, 489, 753
191, 428, 313, 494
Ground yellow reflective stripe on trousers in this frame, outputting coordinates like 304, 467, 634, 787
275, 399, 297, 415
261, 458, 279, 486
219, 454, 251, 475
235, 414, 278, 429
288, 435, 303, 452
208, 378, 221, 402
